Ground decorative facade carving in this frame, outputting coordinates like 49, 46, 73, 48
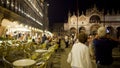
64, 5, 120, 36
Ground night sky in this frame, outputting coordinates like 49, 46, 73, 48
47, 0, 120, 23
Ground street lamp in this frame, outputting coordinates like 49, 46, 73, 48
76, 0, 79, 37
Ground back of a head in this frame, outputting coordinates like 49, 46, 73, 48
97, 26, 107, 38
78, 31, 87, 43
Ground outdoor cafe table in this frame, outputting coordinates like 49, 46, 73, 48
35, 49, 48, 53
13, 59, 36, 67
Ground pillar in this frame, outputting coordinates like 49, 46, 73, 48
0, 13, 6, 37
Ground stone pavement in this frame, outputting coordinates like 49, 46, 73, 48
112, 47, 120, 68
51, 47, 71, 68
51, 46, 120, 68
60, 47, 71, 68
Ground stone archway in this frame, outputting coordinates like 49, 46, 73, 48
89, 15, 101, 23
70, 27, 76, 34
79, 26, 86, 33
90, 24, 100, 35
0, 13, 4, 24
70, 27, 76, 38
0, 18, 7, 37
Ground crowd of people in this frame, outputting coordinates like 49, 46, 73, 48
2, 25, 120, 68
67, 26, 120, 68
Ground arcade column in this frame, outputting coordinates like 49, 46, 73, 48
0, 13, 6, 37
0, 13, 4, 23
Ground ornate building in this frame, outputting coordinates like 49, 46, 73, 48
0, 0, 49, 37
64, 5, 120, 38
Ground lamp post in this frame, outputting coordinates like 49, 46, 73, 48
76, 0, 79, 37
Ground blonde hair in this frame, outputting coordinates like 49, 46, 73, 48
97, 26, 106, 38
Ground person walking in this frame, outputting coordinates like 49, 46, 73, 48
64, 35, 69, 48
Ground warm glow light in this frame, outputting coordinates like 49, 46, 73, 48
29, 26, 32, 29
7, 0, 10, 4
44, 30, 53, 37
25, 25, 28, 28
20, 24, 24, 27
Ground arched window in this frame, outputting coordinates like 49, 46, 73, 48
70, 27, 76, 34
79, 26, 85, 32
89, 15, 100, 23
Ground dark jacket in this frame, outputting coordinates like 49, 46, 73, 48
93, 38, 118, 65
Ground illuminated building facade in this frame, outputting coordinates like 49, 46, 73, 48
64, 5, 120, 38
0, 0, 49, 37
